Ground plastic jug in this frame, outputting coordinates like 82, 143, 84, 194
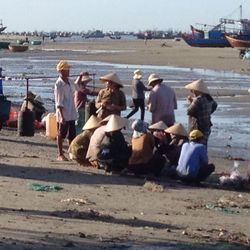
45, 113, 57, 140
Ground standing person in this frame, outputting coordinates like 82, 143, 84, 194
95, 72, 126, 119
147, 73, 177, 126
176, 129, 215, 184
54, 60, 79, 161
185, 79, 217, 145
126, 69, 149, 121
20, 91, 46, 122
74, 72, 98, 135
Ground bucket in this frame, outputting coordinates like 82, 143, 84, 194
6, 107, 18, 127
45, 113, 57, 140
18, 109, 35, 136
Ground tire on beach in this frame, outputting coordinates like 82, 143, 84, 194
18, 109, 35, 136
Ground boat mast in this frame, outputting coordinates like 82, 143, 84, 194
240, 5, 242, 20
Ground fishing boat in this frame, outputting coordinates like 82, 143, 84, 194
182, 5, 250, 48
182, 26, 231, 47
225, 35, 250, 48
8, 44, 29, 52
83, 30, 105, 39
0, 41, 10, 49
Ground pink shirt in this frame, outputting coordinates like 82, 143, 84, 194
148, 83, 177, 126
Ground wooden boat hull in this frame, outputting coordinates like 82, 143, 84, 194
8, 44, 29, 52
225, 35, 250, 48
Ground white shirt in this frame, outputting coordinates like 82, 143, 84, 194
54, 76, 77, 122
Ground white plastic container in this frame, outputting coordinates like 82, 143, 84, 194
45, 113, 57, 140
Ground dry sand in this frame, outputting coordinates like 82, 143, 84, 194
0, 38, 250, 249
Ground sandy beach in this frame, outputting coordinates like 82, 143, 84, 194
1, 37, 250, 249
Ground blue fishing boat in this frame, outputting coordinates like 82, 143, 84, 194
182, 5, 250, 48
182, 26, 231, 47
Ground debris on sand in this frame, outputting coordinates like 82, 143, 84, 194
143, 181, 164, 192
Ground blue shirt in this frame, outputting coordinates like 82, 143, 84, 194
176, 141, 208, 178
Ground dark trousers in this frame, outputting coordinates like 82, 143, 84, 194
126, 98, 145, 120
180, 163, 215, 183
128, 154, 166, 177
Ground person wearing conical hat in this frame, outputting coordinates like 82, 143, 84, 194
148, 120, 170, 153
86, 114, 113, 168
125, 119, 166, 177
20, 91, 46, 122
97, 115, 130, 173
68, 115, 101, 165
176, 129, 215, 183
163, 123, 189, 168
54, 60, 84, 161
74, 72, 98, 135
95, 72, 126, 119
126, 69, 150, 121
147, 73, 177, 126
185, 79, 217, 145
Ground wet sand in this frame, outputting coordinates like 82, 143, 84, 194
0, 37, 250, 249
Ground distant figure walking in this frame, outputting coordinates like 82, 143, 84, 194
147, 73, 177, 126
126, 69, 150, 121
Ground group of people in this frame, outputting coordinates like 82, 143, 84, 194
54, 60, 217, 183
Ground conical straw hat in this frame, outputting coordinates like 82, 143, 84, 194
34, 95, 44, 104
82, 115, 101, 130
104, 115, 128, 132
185, 79, 210, 94
165, 123, 188, 137
148, 121, 167, 131
148, 73, 163, 86
100, 114, 112, 124
100, 72, 123, 87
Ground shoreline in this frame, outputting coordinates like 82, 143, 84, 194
1, 35, 250, 74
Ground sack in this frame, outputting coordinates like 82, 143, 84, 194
0, 96, 11, 122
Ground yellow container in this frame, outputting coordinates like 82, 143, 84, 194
45, 113, 57, 139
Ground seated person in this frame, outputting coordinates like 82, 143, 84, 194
164, 123, 189, 167
68, 115, 101, 165
20, 91, 46, 122
148, 120, 169, 154
85, 115, 111, 168
176, 129, 215, 183
97, 115, 130, 173
127, 119, 166, 177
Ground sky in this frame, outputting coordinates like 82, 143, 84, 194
1, 0, 250, 33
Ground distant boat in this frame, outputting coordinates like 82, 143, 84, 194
109, 35, 121, 40
0, 41, 10, 49
8, 44, 29, 52
83, 30, 105, 39
182, 25, 231, 48
225, 35, 250, 48
182, 5, 250, 48
31, 40, 42, 45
